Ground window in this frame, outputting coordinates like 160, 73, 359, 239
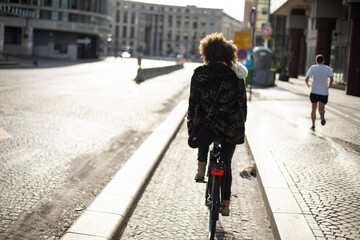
69, 13, 80, 22
61, 0, 68, 8
176, 16, 181, 28
82, 15, 90, 23
51, 12, 59, 20
201, 22, 206, 30
167, 30, 172, 40
193, 22, 197, 29
116, 10, 119, 22
44, 0, 52, 6
62, 12, 68, 21
4, 27, 21, 45
168, 15, 173, 27
53, 0, 60, 7
54, 43, 67, 53
122, 26, 127, 37
131, 12, 135, 24
71, 0, 77, 9
40, 10, 51, 19
130, 27, 134, 38
262, 7, 267, 15
192, 32, 197, 40
123, 11, 128, 23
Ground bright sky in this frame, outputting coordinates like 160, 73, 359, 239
124, 0, 245, 21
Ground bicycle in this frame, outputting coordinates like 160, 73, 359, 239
204, 142, 226, 240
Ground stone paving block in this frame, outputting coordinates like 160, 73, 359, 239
67, 210, 124, 238
87, 193, 134, 216
313, 229, 325, 237
265, 188, 302, 214
62, 233, 107, 240
102, 177, 143, 199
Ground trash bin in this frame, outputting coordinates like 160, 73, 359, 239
252, 47, 274, 86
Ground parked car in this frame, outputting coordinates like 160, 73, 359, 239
121, 52, 131, 58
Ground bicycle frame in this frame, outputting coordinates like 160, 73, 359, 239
204, 143, 226, 240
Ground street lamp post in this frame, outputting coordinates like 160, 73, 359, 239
264, 0, 271, 48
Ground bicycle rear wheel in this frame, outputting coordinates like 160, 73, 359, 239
209, 176, 220, 240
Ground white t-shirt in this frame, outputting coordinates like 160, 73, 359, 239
306, 64, 333, 95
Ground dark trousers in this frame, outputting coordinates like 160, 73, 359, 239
198, 143, 236, 200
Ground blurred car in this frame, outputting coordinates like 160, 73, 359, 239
121, 52, 131, 58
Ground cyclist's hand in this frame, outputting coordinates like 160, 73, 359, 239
187, 119, 194, 134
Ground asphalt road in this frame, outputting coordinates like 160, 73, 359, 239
0, 58, 198, 239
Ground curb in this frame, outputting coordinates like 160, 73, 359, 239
61, 100, 188, 240
135, 63, 184, 83
245, 103, 316, 240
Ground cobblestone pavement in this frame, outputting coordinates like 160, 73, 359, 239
248, 79, 360, 240
120, 123, 273, 240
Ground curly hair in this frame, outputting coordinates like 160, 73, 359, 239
199, 33, 238, 66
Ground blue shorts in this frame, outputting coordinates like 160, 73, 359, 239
310, 93, 328, 104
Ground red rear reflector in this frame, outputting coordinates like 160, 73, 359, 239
211, 169, 224, 176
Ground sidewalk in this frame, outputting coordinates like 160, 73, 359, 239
246, 77, 360, 240
275, 76, 360, 124
0, 56, 103, 68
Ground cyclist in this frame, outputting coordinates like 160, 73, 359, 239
187, 33, 247, 216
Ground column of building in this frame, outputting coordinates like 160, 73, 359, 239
312, 0, 342, 65
346, 2, 360, 96
287, 9, 307, 78
0, 22, 4, 60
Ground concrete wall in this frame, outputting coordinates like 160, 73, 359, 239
136, 63, 184, 82
33, 43, 77, 60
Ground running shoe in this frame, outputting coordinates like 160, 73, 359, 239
320, 113, 326, 126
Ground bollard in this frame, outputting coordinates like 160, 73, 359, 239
135, 68, 142, 83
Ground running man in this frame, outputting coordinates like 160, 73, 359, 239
305, 54, 334, 131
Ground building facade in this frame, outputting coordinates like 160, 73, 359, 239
270, 0, 360, 96
109, 0, 242, 59
0, 0, 112, 60
243, 0, 270, 47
